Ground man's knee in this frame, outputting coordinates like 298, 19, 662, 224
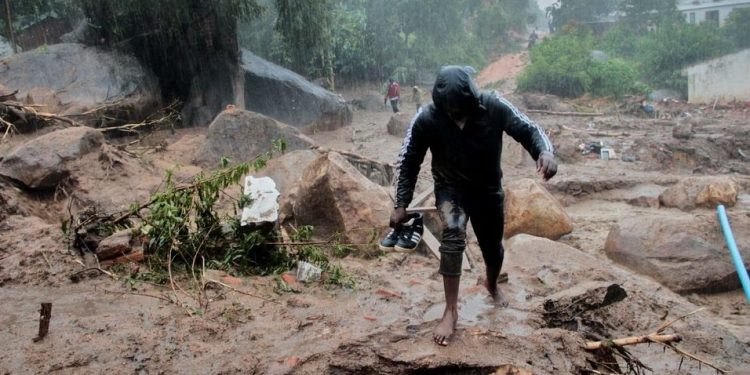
439, 227, 465, 276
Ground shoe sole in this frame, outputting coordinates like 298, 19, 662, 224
394, 245, 417, 252
379, 244, 396, 251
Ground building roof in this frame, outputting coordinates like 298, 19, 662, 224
677, 0, 750, 11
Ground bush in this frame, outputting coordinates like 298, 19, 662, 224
518, 28, 645, 98
635, 21, 734, 93
517, 28, 595, 97
589, 58, 645, 98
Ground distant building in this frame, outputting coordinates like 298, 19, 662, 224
677, 0, 750, 26
684, 48, 750, 103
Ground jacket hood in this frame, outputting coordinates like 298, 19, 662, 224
432, 65, 480, 116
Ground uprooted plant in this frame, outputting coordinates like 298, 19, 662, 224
67, 140, 357, 313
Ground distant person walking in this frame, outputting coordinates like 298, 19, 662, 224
412, 85, 425, 111
385, 79, 401, 113
528, 29, 539, 49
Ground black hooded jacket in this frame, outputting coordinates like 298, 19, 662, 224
394, 66, 554, 208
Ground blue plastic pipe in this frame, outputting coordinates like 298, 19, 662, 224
717, 205, 750, 304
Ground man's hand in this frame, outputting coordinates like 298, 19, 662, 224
536, 151, 557, 181
389, 207, 407, 228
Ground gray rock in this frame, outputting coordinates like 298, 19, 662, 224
195, 109, 314, 167
672, 120, 694, 140
386, 113, 410, 137
605, 215, 749, 294
590, 50, 609, 62
241, 50, 352, 131
0, 127, 104, 188
0, 43, 161, 124
96, 230, 133, 260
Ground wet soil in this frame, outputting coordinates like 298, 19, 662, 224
1, 70, 750, 374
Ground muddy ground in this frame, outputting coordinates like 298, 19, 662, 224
2, 71, 750, 373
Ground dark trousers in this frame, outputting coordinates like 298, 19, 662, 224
389, 98, 400, 113
435, 186, 505, 276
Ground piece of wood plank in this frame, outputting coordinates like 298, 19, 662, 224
32, 302, 52, 342
584, 333, 681, 350
410, 186, 435, 208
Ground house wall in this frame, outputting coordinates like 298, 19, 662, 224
679, 0, 750, 26
686, 49, 750, 103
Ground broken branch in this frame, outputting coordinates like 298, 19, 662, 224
527, 110, 604, 117
584, 333, 681, 350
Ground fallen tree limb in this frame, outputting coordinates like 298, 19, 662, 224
584, 333, 681, 350
527, 110, 604, 117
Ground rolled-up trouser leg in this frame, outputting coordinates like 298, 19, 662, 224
436, 188, 468, 276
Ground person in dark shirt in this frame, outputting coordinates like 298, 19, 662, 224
390, 66, 557, 346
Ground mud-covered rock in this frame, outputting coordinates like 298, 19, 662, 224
672, 120, 694, 140
195, 109, 314, 167
241, 50, 352, 131
287, 152, 390, 244
627, 196, 660, 208
504, 179, 573, 240
0, 43, 160, 124
0, 127, 104, 189
96, 230, 133, 260
256, 150, 319, 195
659, 176, 738, 210
24, 87, 63, 113
386, 113, 410, 138
521, 93, 573, 112
605, 215, 749, 294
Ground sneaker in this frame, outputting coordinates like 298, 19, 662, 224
395, 213, 424, 252
379, 227, 402, 251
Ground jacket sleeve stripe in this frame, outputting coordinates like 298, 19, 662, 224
393, 107, 423, 188
493, 91, 554, 153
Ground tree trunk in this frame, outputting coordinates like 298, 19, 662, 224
3, 0, 16, 54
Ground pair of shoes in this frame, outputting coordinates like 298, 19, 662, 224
379, 213, 424, 252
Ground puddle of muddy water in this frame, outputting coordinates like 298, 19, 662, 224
423, 287, 534, 336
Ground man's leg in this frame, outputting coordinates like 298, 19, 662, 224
390, 99, 398, 113
433, 188, 467, 345
468, 192, 507, 307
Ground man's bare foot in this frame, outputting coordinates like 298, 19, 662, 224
433, 306, 458, 346
484, 279, 509, 307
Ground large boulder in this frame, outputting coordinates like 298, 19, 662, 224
504, 179, 573, 240
241, 50, 352, 131
605, 215, 749, 294
659, 176, 738, 210
255, 150, 319, 194
0, 43, 161, 124
195, 109, 314, 167
386, 113, 410, 138
286, 152, 390, 244
0, 127, 104, 189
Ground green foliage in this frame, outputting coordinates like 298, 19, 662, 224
634, 21, 734, 92
518, 27, 645, 98
275, 0, 334, 81
546, 0, 617, 32
724, 7, 750, 49
517, 28, 595, 97
617, 0, 679, 34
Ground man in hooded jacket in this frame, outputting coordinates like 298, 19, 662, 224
390, 66, 557, 346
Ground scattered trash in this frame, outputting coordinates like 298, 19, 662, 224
281, 273, 298, 286
738, 149, 748, 160
296, 261, 322, 283
240, 176, 280, 226
363, 315, 378, 322
578, 141, 603, 155
600, 148, 616, 160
